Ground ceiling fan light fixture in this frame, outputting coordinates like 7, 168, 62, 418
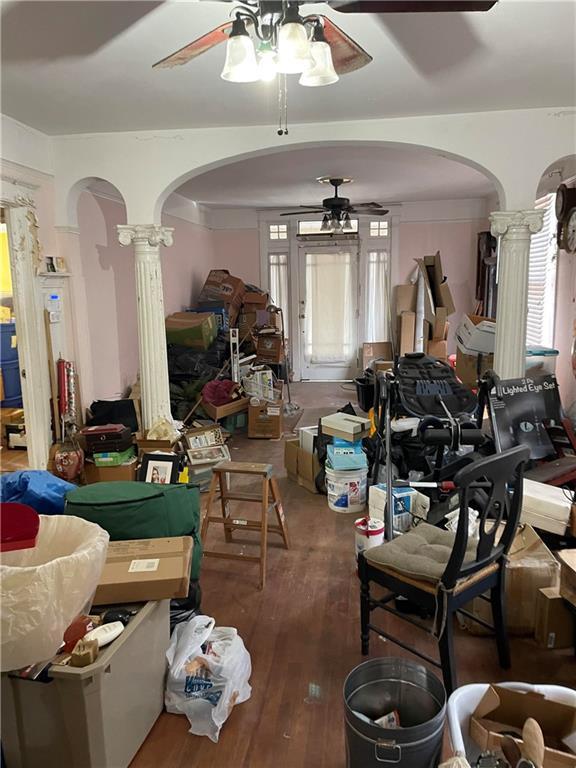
342, 212, 353, 231
320, 214, 331, 232
221, 17, 259, 83
257, 41, 277, 82
331, 215, 343, 234
276, 6, 313, 74
299, 25, 339, 87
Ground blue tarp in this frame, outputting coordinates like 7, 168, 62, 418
0, 471, 75, 515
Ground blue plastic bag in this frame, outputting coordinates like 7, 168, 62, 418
0, 471, 75, 515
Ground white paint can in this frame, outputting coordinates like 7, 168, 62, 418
325, 467, 368, 513
354, 517, 385, 557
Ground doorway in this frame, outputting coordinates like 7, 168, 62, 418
297, 240, 360, 380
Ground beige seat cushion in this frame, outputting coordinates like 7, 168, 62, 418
364, 522, 478, 584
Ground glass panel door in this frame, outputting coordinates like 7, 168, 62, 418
298, 243, 359, 380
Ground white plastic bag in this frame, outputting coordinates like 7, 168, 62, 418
0, 514, 109, 671
165, 614, 252, 742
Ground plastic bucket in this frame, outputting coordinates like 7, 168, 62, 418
344, 658, 446, 768
354, 376, 375, 412
326, 467, 368, 513
354, 517, 385, 557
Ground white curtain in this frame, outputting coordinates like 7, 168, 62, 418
268, 253, 290, 333
304, 250, 356, 364
365, 250, 390, 343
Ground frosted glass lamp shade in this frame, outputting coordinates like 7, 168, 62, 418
221, 34, 259, 83
299, 41, 338, 87
276, 22, 312, 74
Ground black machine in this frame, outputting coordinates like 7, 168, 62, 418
371, 353, 486, 538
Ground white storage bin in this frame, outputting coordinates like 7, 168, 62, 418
525, 346, 559, 375
447, 682, 576, 763
1, 600, 170, 768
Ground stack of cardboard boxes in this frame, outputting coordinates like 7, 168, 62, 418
394, 252, 455, 361
454, 313, 496, 387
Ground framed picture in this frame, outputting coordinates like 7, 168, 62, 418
45, 256, 56, 273
55, 257, 68, 273
187, 444, 230, 467
185, 425, 224, 450
138, 452, 179, 484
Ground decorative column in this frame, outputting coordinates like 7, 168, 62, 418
117, 224, 174, 430
490, 210, 544, 380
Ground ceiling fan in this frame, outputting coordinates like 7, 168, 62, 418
279, 177, 389, 232
153, 1, 499, 81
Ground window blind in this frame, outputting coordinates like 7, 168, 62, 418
526, 194, 557, 348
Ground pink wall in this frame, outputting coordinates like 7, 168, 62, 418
211, 229, 260, 287
162, 214, 215, 311
398, 219, 485, 355
554, 248, 576, 408
78, 191, 137, 400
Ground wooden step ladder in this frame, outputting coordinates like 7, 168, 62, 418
201, 461, 289, 589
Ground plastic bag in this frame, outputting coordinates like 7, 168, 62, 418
0, 470, 75, 515
165, 614, 252, 742
0, 515, 109, 671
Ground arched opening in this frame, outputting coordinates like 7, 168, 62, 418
158, 142, 500, 383
74, 178, 136, 405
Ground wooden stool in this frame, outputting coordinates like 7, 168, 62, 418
201, 461, 289, 589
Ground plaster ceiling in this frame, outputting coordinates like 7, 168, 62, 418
173, 144, 496, 206
1, 0, 575, 135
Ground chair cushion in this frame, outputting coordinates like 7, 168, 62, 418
364, 523, 477, 583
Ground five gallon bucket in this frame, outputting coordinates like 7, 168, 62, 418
354, 517, 385, 557
326, 466, 368, 513
344, 658, 446, 768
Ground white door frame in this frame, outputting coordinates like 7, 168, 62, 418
1, 184, 52, 469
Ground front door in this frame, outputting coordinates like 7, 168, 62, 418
297, 241, 360, 380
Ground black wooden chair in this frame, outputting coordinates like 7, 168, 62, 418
358, 445, 530, 695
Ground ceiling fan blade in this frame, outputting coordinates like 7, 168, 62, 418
349, 208, 390, 216
332, 1, 497, 12
280, 210, 326, 216
153, 22, 232, 69
320, 15, 373, 75
351, 202, 384, 208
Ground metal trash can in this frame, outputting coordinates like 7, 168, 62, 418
344, 658, 446, 768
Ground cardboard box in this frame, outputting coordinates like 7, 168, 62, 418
522, 478, 574, 535
470, 685, 576, 768
456, 314, 496, 355
415, 260, 436, 326
136, 431, 180, 456
432, 307, 448, 340
321, 413, 371, 442
198, 270, 245, 310
93, 537, 193, 605
165, 312, 217, 350
242, 290, 269, 309
455, 348, 494, 388
374, 360, 394, 373
202, 396, 250, 421
256, 334, 284, 363
248, 400, 283, 439
394, 284, 417, 315
362, 342, 393, 371
428, 339, 448, 361
535, 587, 575, 649
284, 438, 299, 481
559, 550, 576, 609
83, 460, 138, 484
297, 447, 321, 494
463, 525, 560, 636
238, 311, 257, 338
424, 251, 456, 316
399, 311, 416, 356
298, 425, 318, 453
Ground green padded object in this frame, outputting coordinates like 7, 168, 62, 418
65, 482, 202, 580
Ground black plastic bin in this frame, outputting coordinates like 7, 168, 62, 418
354, 376, 375, 412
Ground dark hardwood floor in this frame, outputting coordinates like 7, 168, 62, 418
130, 383, 575, 768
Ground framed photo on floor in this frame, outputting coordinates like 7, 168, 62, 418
138, 452, 179, 485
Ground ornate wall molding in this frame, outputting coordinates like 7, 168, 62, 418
490, 209, 544, 237
117, 224, 174, 248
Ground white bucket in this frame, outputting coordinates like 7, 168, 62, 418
354, 517, 385, 557
326, 466, 368, 513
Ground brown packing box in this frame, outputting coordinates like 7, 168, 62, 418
399, 311, 416, 356
362, 342, 393, 370
136, 431, 179, 456
424, 251, 456, 316
203, 396, 250, 421
559, 550, 576, 609
432, 307, 448, 340
198, 270, 245, 309
84, 460, 138, 484
238, 311, 258, 337
257, 334, 284, 363
248, 400, 283, 439
93, 536, 193, 605
242, 291, 269, 309
374, 360, 394, 373
455, 348, 494, 388
428, 339, 448, 361
535, 587, 575, 649
284, 438, 299, 481
463, 524, 560, 636
415, 259, 436, 326
395, 284, 417, 315
297, 447, 321, 494
470, 685, 576, 768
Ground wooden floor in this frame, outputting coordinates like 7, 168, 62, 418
125, 382, 573, 767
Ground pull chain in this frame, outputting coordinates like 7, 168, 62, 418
277, 73, 289, 136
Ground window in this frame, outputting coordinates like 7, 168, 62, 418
268, 253, 290, 333
369, 220, 389, 238
526, 194, 558, 348
365, 250, 390, 342
297, 218, 359, 235
269, 223, 288, 240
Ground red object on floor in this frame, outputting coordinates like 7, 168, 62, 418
0, 502, 40, 552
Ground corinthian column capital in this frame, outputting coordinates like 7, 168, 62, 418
117, 224, 174, 248
489, 210, 544, 238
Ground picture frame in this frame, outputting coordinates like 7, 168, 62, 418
138, 452, 179, 484
45, 256, 56, 273
187, 444, 230, 467
55, 256, 68, 273
185, 425, 224, 450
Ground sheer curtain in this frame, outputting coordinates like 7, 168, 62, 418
268, 253, 290, 332
365, 250, 390, 343
304, 249, 356, 364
